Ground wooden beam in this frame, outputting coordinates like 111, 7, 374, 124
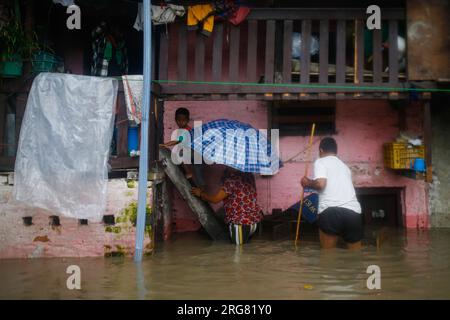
160, 82, 406, 95
229, 24, 240, 99
177, 25, 188, 81
246, 20, 258, 83
355, 19, 365, 84
388, 20, 399, 83
336, 20, 346, 84
319, 19, 329, 85
247, 8, 405, 20
264, 20, 276, 83
211, 23, 223, 82
301, 19, 312, 84
372, 28, 383, 83
116, 92, 128, 157
159, 148, 228, 241
283, 20, 293, 84
194, 33, 205, 81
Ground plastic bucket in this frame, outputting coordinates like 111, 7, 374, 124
413, 158, 426, 172
128, 126, 139, 154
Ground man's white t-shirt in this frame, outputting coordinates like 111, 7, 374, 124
313, 155, 361, 214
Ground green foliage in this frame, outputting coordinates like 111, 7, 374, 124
0, 19, 39, 61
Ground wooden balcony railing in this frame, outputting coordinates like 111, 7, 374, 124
156, 8, 407, 99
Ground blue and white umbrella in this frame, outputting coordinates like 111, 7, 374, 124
180, 119, 282, 175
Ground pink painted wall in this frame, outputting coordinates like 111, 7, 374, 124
163, 99, 429, 232
0, 179, 153, 259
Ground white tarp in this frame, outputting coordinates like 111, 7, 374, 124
13, 73, 118, 222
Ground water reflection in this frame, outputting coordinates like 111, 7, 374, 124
1, 229, 450, 299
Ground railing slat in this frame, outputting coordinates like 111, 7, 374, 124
229, 25, 240, 82
283, 20, 293, 83
247, 20, 258, 82
158, 28, 169, 80
212, 23, 224, 82
372, 28, 383, 83
301, 19, 312, 84
177, 25, 187, 81
388, 20, 399, 83
264, 20, 276, 83
336, 20, 346, 83
195, 33, 205, 81
355, 19, 365, 84
319, 19, 329, 84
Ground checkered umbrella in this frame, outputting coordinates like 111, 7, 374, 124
181, 119, 282, 175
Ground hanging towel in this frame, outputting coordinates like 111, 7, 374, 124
122, 75, 143, 125
13, 73, 118, 222
134, 3, 185, 31
187, 4, 214, 36
228, 7, 250, 26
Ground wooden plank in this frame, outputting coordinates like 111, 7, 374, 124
211, 23, 224, 82
336, 20, 346, 83
159, 148, 228, 241
116, 93, 128, 157
158, 28, 169, 80
194, 33, 205, 81
229, 24, 240, 100
282, 20, 293, 83
372, 28, 383, 83
246, 20, 258, 82
160, 83, 408, 94
264, 20, 276, 83
355, 20, 365, 84
109, 156, 139, 169
424, 101, 432, 182
229, 25, 240, 82
177, 24, 188, 81
319, 19, 329, 84
301, 19, 312, 84
247, 8, 405, 20
388, 20, 399, 83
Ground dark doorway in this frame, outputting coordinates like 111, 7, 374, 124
356, 187, 403, 228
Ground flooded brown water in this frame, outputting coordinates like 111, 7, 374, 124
1, 229, 450, 300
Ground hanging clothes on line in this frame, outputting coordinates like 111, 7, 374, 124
134, 3, 185, 31
122, 75, 143, 125
91, 22, 128, 77
187, 4, 215, 36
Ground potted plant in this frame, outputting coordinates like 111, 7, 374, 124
0, 19, 39, 78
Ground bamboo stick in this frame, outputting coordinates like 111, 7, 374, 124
294, 123, 316, 247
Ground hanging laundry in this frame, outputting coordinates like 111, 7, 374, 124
91, 22, 128, 77
187, 4, 215, 36
133, 3, 185, 31
122, 75, 143, 125
228, 6, 250, 26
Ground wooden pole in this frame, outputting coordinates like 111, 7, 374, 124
294, 123, 316, 247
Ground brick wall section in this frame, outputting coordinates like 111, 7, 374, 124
0, 179, 153, 259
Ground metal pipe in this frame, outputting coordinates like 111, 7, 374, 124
134, 0, 152, 262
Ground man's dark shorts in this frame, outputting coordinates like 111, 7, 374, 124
318, 207, 363, 243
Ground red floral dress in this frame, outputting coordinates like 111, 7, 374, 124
222, 172, 263, 225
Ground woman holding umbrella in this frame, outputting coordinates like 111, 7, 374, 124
191, 167, 263, 245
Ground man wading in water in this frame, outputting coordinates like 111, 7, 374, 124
301, 137, 363, 250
